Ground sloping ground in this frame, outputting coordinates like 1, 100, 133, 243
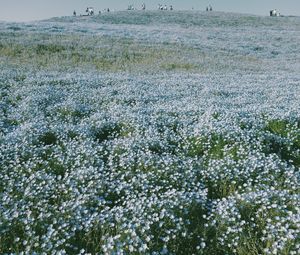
0, 11, 300, 254
1, 11, 300, 73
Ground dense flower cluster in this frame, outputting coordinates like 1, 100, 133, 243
0, 11, 299, 254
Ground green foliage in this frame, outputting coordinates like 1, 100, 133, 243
39, 131, 58, 145
263, 119, 300, 168
265, 119, 289, 136
231, 198, 296, 255
13, 74, 26, 82
0, 30, 260, 73
35, 44, 67, 55
162, 62, 198, 71
47, 159, 66, 177
185, 136, 206, 157
7, 26, 22, 31
57, 108, 89, 121
0, 43, 23, 57
206, 178, 238, 199
94, 122, 133, 142
184, 134, 239, 161
65, 226, 104, 254
0, 221, 26, 253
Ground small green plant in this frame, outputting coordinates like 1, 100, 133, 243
39, 131, 58, 145
47, 159, 65, 177
0, 221, 26, 253
184, 136, 206, 157
94, 122, 133, 142
206, 178, 238, 199
57, 108, 89, 121
184, 134, 239, 161
35, 44, 66, 55
65, 226, 104, 254
265, 119, 289, 136
263, 119, 300, 167
162, 62, 197, 71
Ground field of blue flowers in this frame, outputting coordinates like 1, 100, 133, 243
0, 11, 300, 254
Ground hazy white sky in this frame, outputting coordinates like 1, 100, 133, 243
0, 0, 299, 22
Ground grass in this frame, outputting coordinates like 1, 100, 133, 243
57, 108, 90, 121
0, 34, 173, 71
35, 44, 68, 55
39, 131, 58, 145
93, 122, 134, 143
263, 119, 300, 168
184, 134, 240, 161
0, 30, 264, 73
161, 62, 199, 71
65, 226, 104, 254
206, 178, 238, 199
265, 119, 289, 136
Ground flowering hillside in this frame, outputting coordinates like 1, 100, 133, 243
0, 11, 300, 254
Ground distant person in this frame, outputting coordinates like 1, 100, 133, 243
142, 3, 146, 10
164, 5, 168, 10
107, 8, 110, 12
209, 5, 213, 11
73, 10, 76, 16
86, 7, 94, 16
170, 5, 173, 11
206, 7, 209, 11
